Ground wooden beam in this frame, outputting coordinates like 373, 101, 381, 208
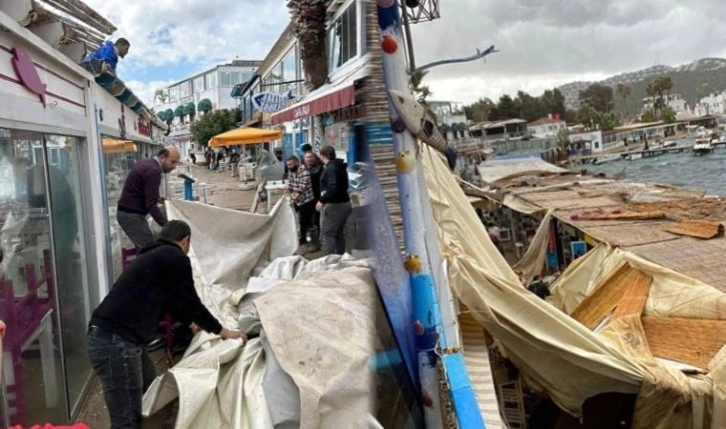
570, 263, 652, 330
641, 316, 726, 369
611, 271, 652, 320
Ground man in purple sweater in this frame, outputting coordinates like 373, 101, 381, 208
117, 146, 180, 248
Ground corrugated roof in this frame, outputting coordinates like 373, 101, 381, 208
477, 157, 569, 184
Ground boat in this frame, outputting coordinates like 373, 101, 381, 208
592, 154, 621, 165
624, 152, 643, 161
692, 138, 713, 156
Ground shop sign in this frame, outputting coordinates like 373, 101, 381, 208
11, 47, 47, 107
137, 117, 152, 138
332, 104, 366, 122
293, 104, 310, 120
252, 90, 296, 113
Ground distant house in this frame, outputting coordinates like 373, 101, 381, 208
468, 118, 527, 140
642, 94, 688, 117
527, 114, 567, 138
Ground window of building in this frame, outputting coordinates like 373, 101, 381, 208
169, 85, 179, 101
205, 72, 217, 90
281, 49, 296, 93
327, 1, 358, 73
220, 71, 250, 86
193, 77, 204, 93
179, 80, 192, 99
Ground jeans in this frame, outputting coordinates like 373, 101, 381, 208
87, 326, 156, 429
297, 200, 316, 245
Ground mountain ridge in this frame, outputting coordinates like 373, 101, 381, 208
558, 57, 726, 112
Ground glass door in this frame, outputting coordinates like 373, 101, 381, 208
0, 128, 67, 426
43, 135, 92, 415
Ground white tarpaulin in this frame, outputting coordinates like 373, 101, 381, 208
142, 199, 382, 428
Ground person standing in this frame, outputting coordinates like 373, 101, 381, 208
230, 149, 240, 178
315, 146, 351, 255
87, 220, 245, 428
286, 156, 316, 252
117, 146, 180, 249
303, 150, 323, 252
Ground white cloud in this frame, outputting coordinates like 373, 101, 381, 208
409, 0, 726, 104
83, 0, 288, 70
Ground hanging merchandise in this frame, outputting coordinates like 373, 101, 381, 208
252, 90, 296, 113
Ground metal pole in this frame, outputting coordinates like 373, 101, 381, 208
377, 3, 444, 427
401, 2, 416, 70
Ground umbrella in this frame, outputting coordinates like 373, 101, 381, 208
208, 127, 283, 147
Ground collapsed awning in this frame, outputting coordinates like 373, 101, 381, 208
102, 138, 137, 154
270, 64, 369, 125
208, 127, 283, 147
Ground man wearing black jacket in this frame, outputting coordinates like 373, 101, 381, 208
87, 220, 244, 428
315, 145, 352, 255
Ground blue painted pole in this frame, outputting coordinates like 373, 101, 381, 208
377, 3, 445, 426
377, 2, 487, 428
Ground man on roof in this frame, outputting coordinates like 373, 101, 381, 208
83, 38, 130, 75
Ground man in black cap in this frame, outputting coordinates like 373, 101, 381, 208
87, 220, 245, 428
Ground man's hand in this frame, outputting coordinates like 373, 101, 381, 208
315, 201, 324, 212
189, 322, 200, 334
276, 187, 288, 195
219, 328, 247, 341
158, 196, 166, 204
101, 62, 111, 74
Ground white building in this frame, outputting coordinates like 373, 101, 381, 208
527, 115, 567, 138
152, 60, 262, 153
690, 91, 726, 117
642, 93, 688, 116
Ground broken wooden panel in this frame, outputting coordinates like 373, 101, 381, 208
574, 211, 666, 221
641, 316, 726, 369
664, 220, 725, 240
611, 273, 652, 320
570, 263, 652, 330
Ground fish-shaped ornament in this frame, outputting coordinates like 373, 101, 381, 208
12, 48, 47, 107
252, 89, 296, 113
388, 90, 458, 170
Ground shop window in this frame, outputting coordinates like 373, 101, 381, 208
328, 1, 358, 73
0, 128, 92, 425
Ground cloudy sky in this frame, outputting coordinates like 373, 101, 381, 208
83, 0, 289, 105
410, 0, 726, 104
82, 0, 726, 106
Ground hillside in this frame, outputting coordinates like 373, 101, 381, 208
558, 58, 726, 114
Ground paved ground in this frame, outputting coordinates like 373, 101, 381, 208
76, 161, 321, 427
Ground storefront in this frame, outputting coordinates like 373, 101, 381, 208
0, 9, 166, 426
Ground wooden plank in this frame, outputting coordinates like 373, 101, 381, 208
611, 271, 652, 320
570, 263, 647, 330
641, 316, 726, 369
664, 220, 725, 240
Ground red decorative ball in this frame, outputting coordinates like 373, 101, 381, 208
381, 35, 398, 54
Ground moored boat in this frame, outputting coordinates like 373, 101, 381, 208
692, 138, 713, 156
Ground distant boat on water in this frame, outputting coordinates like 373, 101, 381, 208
692, 138, 713, 156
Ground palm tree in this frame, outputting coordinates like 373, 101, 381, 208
287, 0, 328, 90
411, 70, 437, 123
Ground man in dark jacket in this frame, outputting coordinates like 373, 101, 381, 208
315, 146, 351, 255
87, 220, 245, 428
117, 146, 180, 248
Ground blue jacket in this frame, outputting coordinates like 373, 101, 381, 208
84, 40, 119, 71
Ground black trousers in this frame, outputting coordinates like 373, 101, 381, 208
297, 200, 316, 245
